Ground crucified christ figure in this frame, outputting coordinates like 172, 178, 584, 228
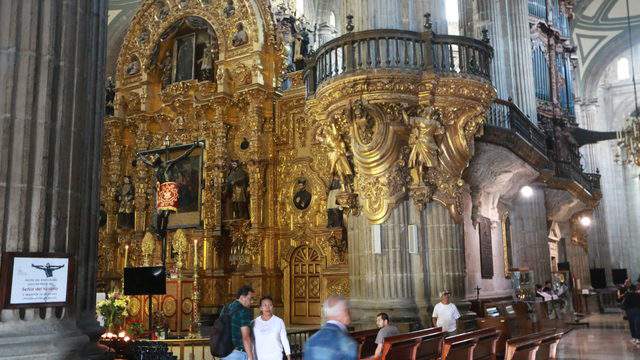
137, 137, 203, 242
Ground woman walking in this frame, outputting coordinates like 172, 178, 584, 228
253, 296, 291, 360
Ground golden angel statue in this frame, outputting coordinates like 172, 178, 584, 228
318, 123, 353, 191
406, 107, 444, 185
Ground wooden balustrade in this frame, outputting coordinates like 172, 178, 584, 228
305, 29, 493, 95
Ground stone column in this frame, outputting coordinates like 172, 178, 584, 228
509, 188, 551, 285
422, 202, 466, 303
342, 0, 447, 33
347, 201, 420, 325
0, 0, 107, 358
502, 0, 538, 120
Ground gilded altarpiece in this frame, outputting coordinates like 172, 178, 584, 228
99, 0, 349, 328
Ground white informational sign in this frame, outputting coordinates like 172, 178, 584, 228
9, 257, 69, 305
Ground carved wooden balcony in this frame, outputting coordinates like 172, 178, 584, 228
304, 29, 493, 95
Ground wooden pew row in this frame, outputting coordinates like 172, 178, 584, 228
351, 328, 381, 359
504, 329, 564, 360
442, 327, 500, 360
380, 327, 445, 360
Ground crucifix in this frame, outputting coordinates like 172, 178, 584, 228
475, 285, 482, 302
136, 136, 204, 267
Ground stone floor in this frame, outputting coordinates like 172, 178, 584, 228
557, 313, 640, 359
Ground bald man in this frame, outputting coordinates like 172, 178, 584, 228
303, 296, 358, 360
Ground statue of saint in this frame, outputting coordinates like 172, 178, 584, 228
105, 77, 115, 115
223, 0, 235, 18
407, 108, 444, 185
197, 40, 214, 81
116, 176, 135, 229
317, 123, 353, 191
137, 138, 202, 239
232, 23, 249, 47
225, 161, 249, 219
293, 178, 312, 210
126, 59, 140, 76
160, 50, 173, 88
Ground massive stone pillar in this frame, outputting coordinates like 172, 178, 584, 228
510, 188, 551, 285
342, 0, 447, 33
0, 0, 107, 358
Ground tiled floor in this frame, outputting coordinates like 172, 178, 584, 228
557, 313, 640, 359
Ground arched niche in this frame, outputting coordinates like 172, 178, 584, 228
149, 16, 219, 87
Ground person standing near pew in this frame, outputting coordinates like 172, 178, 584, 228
363, 312, 400, 359
304, 296, 358, 360
253, 296, 291, 360
432, 290, 461, 335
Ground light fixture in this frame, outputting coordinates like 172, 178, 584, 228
520, 185, 534, 198
616, 0, 640, 166
579, 216, 592, 227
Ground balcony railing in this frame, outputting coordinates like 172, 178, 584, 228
487, 99, 548, 156
305, 29, 493, 95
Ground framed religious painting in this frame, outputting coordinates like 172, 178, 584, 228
152, 146, 203, 229
0, 252, 75, 309
173, 33, 196, 82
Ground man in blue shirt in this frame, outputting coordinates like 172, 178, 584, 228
223, 285, 255, 360
303, 296, 358, 360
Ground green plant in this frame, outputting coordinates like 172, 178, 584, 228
128, 322, 144, 338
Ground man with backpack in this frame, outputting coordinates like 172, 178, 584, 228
210, 285, 256, 360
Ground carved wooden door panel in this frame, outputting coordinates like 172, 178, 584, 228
291, 246, 322, 325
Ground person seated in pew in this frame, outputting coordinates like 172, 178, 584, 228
363, 312, 400, 360
432, 290, 460, 335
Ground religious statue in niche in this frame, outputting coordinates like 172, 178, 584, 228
99, 203, 107, 228
160, 50, 173, 88
224, 161, 249, 220
126, 58, 141, 76
293, 18, 310, 69
155, 1, 169, 21
136, 138, 202, 239
293, 178, 312, 210
197, 39, 215, 81
105, 77, 115, 116
138, 30, 149, 45
326, 175, 343, 228
116, 176, 135, 229
175, 34, 195, 82
353, 101, 376, 144
317, 123, 353, 192
232, 23, 249, 47
223, 0, 235, 18
406, 107, 444, 185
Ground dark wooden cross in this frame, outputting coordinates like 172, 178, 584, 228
475, 285, 482, 301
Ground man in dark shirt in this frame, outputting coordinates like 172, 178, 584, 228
223, 285, 255, 360
622, 282, 640, 346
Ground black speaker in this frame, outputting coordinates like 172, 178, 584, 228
558, 262, 571, 271
612, 269, 628, 285
590, 268, 607, 289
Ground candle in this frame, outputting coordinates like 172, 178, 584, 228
194, 239, 198, 271
124, 245, 129, 268
203, 240, 207, 270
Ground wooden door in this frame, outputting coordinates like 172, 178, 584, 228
291, 246, 322, 325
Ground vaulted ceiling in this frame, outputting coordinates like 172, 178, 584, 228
573, 0, 640, 97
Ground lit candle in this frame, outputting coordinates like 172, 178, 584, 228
124, 245, 129, 268
194, 239, 198, 271
203, 240, 207, 270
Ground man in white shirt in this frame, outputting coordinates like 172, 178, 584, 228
431, 290, 461, 334
253, 296, 291, 360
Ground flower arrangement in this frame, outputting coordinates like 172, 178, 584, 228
96, 291, 130, 331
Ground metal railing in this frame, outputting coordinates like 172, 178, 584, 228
305, 29, 493, 94
287, 328, 319, 359
487, 99, 548, 156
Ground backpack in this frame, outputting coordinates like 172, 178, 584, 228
210, 303, 242, 357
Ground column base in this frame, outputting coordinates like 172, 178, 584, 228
349, 298, 420, 329
0, 314, 103, 360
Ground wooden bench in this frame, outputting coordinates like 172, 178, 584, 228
442, 328, 499, 360
350, 328, 381, 359
505, 329, 564, 360
380, 327, 445, 360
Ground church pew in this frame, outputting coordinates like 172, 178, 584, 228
380, 327, 445, 360
442, 328, 499, 360
350, 328, 381, 359
504, 329, 563, 360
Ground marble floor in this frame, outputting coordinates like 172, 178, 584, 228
557, 313, 640, 359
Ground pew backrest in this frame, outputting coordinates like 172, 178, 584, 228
381, 328, 445, 360
443, 327, 499, 360
350, 328, 380, 359
505, 329, 563, 360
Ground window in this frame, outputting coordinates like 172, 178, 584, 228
329, 11, 336, 28
445, 0, 459, 35
618, 57, 630, 80
296, 0, 304, 16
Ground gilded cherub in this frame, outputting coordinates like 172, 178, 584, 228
317, 123, 353, 192
406, 107, 444, 185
